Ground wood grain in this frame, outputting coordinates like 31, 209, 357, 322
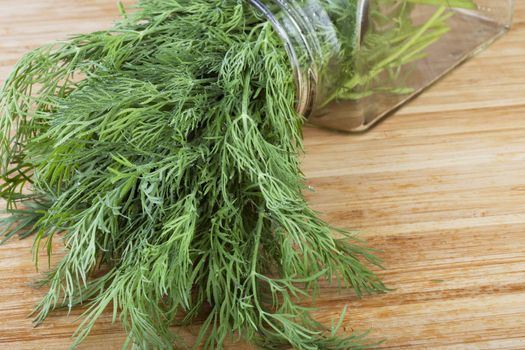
1, 1, 525, 349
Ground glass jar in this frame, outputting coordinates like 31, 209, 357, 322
248, 0, 515, 132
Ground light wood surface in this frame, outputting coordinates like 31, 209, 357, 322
1, 1, 525, 349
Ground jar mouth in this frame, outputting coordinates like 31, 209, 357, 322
248, 0, 368, 118
247, 0, 323, 117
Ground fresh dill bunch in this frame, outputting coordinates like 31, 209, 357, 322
0, 1, 387, 349
0, 0, 479, 348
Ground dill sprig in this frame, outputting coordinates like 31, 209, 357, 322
0, 1, 386, 349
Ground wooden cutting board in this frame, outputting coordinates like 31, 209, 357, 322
1, 1, 525, 349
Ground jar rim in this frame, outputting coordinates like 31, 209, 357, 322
247, 0, 368, 118
247, 0, 322, 117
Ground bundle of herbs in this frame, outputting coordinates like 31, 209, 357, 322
0, 0, 473, 349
